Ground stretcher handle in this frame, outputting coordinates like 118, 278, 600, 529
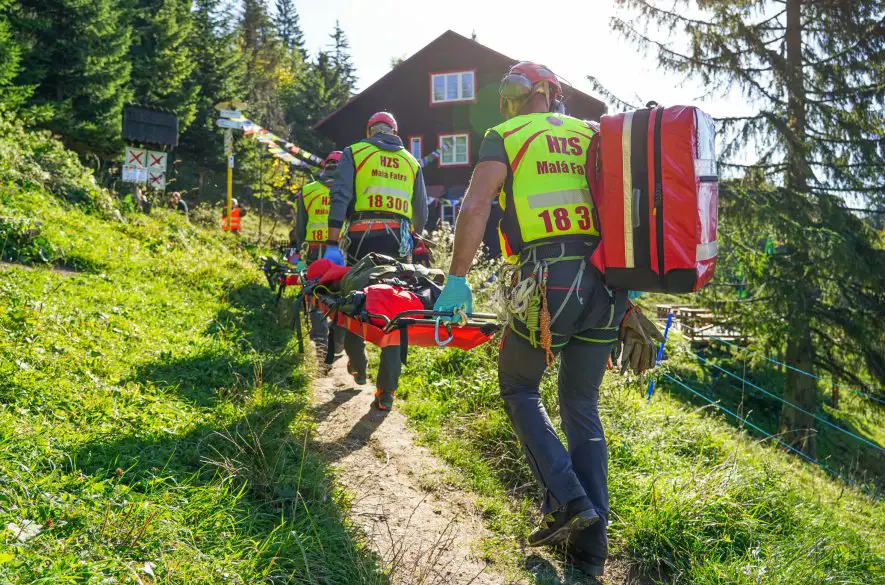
434, 318, 454, 346
385, 309, 498, 321
381, 311, 497, 333
383, 318, 500, 331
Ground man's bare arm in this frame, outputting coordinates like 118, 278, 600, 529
448, 161, 508, 276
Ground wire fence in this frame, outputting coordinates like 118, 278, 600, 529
658, 316, 885, 405
648, 311, 884, 498
708, 335, 885, 406
691, 352, 884, 454
661, 373, 879, 499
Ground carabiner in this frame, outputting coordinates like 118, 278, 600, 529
453, 306, 468, 326
434, 318, 454, 346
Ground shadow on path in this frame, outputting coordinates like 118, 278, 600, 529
72, 400, 386, 584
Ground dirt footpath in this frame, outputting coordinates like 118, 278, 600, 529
309, 353, 640, 585
310, 357, 507, 585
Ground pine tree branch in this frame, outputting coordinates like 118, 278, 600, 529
611, 16, 778, 75
584, 75, 642, 110
714, 113, 767, 123
805, 129, 884, 145
802, 16, 885, 66
812, 185, 885, 194
720, 161, 786, 170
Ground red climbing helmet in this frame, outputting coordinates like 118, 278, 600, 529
323, 150, 342, 169
499, 61, 563, 112
367, 111, 398, 136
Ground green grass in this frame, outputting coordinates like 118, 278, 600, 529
634, 294, 885, 490
396, 340, 885, 584
664, 342, 885, 492
0, 130, 384, 583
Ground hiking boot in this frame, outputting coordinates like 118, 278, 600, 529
528, 497, 599, 547
565, 547, 605, 577
347, 360, 367, 385
373, 389, 396, 411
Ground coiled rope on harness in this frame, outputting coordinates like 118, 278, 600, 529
494, 242, 588, 364
538, 264, 554, 365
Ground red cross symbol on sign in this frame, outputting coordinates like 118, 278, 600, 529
126, 148, 145, 166
149, 153, 165, 168
148, 171, 165, 190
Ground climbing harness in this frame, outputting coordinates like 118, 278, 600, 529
494, 241, 602, 359
342, 217, 411, 263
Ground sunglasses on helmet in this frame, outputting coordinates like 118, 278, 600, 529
499, 68, 556, 100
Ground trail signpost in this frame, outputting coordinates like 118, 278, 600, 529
215, 118, 250, 129
215, 101, 248, 228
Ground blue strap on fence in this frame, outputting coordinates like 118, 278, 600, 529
709, 335, 885, 405
693, 353, 885, 454
647, 312, 674, 401
661, 374, 879, 499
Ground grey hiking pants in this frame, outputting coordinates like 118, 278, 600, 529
308, 307, 328, 344
343, 230, 403, 391
498, 240, 627, 562
309, 308, 345, 356
305, 243, 344, 357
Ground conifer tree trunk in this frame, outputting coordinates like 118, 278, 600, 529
779, 0, 817, 457
782, 316, 818, 456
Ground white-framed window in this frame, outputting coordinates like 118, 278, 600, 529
439, 133, 470, 166
431, 71, 476, 104
409, 136, 423, 160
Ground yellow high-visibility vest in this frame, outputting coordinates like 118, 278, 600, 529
351, 142, 418, 220
301, 181, 331, 243
491, 112, 599, 262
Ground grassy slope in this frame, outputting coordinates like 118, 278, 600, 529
0, 135, 382, 582
397, 340, 884, 584
634, 295, 885, 489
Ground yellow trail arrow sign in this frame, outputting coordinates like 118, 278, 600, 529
214, 100, 248, 112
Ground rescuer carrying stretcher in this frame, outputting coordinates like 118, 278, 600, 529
434, 61, 663, 578
293, 151, 346, 366
324, 111, 429, 411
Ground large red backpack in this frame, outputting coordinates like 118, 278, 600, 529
588, 104, 719, 293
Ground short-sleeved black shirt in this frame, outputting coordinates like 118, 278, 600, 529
477, 130, 508, 165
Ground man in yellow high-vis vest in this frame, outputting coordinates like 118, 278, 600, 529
294, 151, 341, 263
325, 111, 428, 411
293, 151, 345, 365
434, 62, 662, 578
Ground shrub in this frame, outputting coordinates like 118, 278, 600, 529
0, 215, 56, 264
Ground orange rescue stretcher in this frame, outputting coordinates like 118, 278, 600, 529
293, 286, 500, 364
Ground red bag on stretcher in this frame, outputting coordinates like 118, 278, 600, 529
588, 104, 719, 293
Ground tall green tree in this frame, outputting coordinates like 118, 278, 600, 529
130, 0, 199, 132
12, 0, 132, 154
604, 0, 885, 456
279, 20, 358, 153
328, 19, 357, 95
177, 0, 246, 191
240, 0, 288, 129
272, 0, 305, 58
0, 0, 29, 110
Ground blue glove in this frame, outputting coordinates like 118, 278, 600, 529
433, 275, 473, 322
324, 246, 344, 266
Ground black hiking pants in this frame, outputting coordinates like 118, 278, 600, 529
498, 241, 627, 563
342, 230, 403, 391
